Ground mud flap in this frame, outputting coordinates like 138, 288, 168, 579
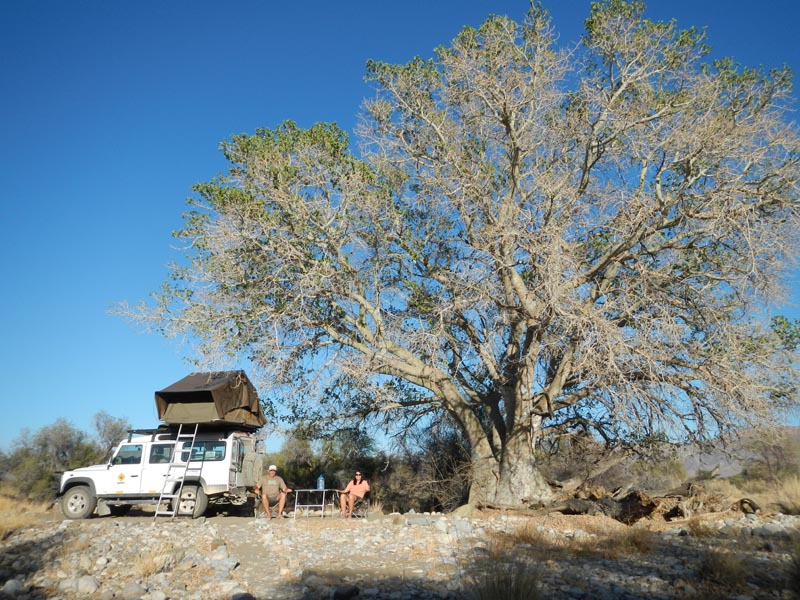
96, 499, 111, 517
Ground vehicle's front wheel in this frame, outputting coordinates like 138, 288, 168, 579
61, 485, 96, 519
177, 484, 208, 518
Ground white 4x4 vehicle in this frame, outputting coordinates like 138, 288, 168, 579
58, 371, 268, 519
59, 426, 264, 519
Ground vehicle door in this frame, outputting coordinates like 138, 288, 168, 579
139, 443, 176, 495
94, 443, 145, 495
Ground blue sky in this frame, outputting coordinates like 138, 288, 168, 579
1, 1, 798, 452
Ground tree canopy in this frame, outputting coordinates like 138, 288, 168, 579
124, 1, 800, 506
0, 414, 130, 498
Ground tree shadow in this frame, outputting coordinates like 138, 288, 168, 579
261, 568, 464, 600
1, 526, 71, 599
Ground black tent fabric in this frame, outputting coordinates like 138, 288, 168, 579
154, 370, 266, 428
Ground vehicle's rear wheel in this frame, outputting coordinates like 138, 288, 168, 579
177, 484, 208, 518
61, 485, 96, 519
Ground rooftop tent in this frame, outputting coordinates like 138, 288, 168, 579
155, 370, 266, 429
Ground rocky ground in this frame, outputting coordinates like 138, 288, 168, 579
0, 505, 798, 600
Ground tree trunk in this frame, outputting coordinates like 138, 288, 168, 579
468, 431, 553, 508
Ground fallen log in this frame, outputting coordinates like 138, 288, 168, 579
533, 490, 658, 525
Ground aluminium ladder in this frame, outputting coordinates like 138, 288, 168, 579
154, 423, 201, 520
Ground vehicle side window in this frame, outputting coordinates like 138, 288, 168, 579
149, 443, 174, 464
180, 441, 226, 462
112, 444, 143, 465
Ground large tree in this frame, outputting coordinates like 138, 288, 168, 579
126, 1, 800, 507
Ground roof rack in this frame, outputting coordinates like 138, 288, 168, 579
126, 426, 172, 442
126, 423, 259, 442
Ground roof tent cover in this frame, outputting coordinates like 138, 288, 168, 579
155, 370, 266, 428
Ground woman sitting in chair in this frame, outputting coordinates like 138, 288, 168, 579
338, 470, 369, 518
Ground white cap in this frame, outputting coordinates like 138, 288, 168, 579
268, 464, 278, 471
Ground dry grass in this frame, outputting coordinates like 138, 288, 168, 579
463, 558, 543, 600
686, 516, 716, 538
500, 522, 562, 550
599, 526, 659, 558
701, 476, 800, 515
487, 517, 658, 562
701, 479, 742, 503
776, 476, 800, 515
0, 495, 53, 540
696, 548, 747, 589
55, 534, 93, 563
369, 499, 385, 515
706, 477, 764, 506
132, 542, 184, 578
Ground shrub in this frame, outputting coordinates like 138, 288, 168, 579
133, 543, 184, 578
686, 516, 716, 538
741, 428, 800, 483
696, 548, 746, 588
369, 498, 384, 515
464, 560, 542, 600
601, 526, 658, 557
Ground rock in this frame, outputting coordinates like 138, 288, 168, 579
1, 503, 795, 600
120, 581, 147, 600
451, 519, 473, 535
215, 580, 241, 594
58, 577, 78, 592
213, 557, 240, 571
1, 578, 24, 595
76, 575, 100, 594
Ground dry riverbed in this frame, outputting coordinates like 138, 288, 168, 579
1, 505, 798, 599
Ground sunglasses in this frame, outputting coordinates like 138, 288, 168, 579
355, 473, 362, 476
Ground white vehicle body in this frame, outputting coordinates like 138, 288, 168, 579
59, 427, 263, 519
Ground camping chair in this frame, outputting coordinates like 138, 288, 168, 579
254, 493, 287, 519
350, 491, 370, 519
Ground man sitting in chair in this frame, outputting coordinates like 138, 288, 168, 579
255, 465, 292, 519
338, 470, 369, 518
